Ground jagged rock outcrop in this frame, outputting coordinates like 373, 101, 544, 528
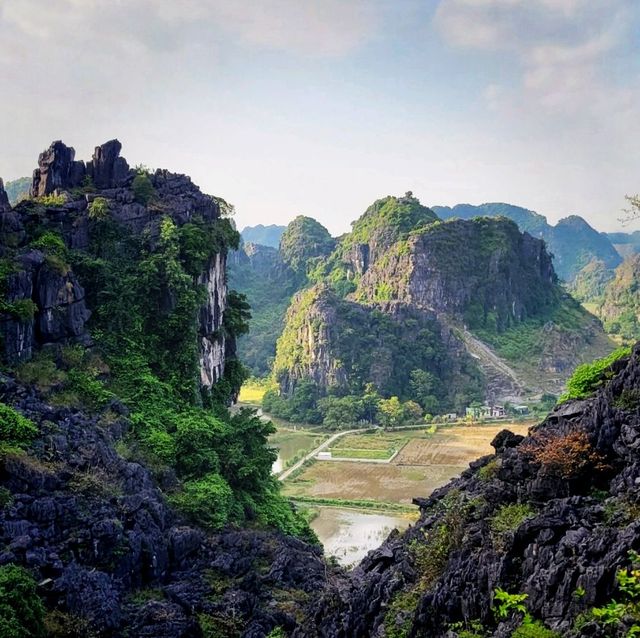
356, 217, 556, 325
0, 250, 91, 362
0, 178, 10, 212
271, 197, 613, 403
86, 139, 130, 189
0, 374, 326, 636
1, 140, 230, 387
31, 141, 86, 198
296, 346, 640, 638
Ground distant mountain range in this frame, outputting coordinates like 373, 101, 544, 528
240, 223, 286, 248
4, 176, 31, 205
432, 203, 622, 282
243, 203, 640, 283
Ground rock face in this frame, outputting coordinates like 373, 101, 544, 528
272, 198, 613, 403
31, 141, 86, 197
0, 374, 326, 636
274, 284, 481, 409
0, 178, 10, 212
434, 202, 622, 282
86, 139, 130, 189
0, 250, 91, 362
1, 140, 230, 386
296, 346, 640, 638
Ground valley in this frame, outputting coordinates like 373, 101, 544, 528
261, 402, 534, 564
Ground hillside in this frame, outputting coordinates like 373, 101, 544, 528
607, 230, 640, 259
0, 146, 637, 638
572, 255, 640, 342
228, 239, 297, 376
434, 203, 621, 281
241, 223, 286, 248
267, 195, 613, 422
3, 176, 31, 205
228, 216, 335, 376
0, 140, 318, 636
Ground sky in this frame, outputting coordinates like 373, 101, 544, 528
1, 0, 640, 235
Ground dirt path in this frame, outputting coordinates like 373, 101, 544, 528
458, 328, 526, 400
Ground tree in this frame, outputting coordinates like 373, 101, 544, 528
409, 369, 439, 413
402, 400, 423, 424
0, 564, 45, 637
621, 194, 640, 224
132, 172, 155, 205
377, 396, 404, 428
317, 395, 364, 429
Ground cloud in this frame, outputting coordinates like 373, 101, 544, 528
434, 0, 640, 139
0, 0, 380, 58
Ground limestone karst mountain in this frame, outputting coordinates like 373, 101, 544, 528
242, 194, 613, 422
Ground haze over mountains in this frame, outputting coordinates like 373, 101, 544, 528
242, 201, 636, 284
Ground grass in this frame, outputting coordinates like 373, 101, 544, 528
288, 495, 418, 514
330, 431, 414, 451
330, 448, 394, 460
238, 379, 269, 404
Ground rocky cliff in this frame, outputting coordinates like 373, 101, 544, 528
296, 345, 640, 638
0, 140, 231, 390
577, 254, 640, 342
434, 203, 622, 282
0, 141, 322, 637
272, 195, 613, 405
0, 373, 326, 637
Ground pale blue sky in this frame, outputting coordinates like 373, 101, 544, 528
1, 1, 639, 234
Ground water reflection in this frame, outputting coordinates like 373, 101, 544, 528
311, 507, 412, 566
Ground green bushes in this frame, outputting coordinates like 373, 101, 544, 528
575, 550, 640, 636
170, 473, 233, 530
30, 231, 67, 256
0, 403, 38, 447
88, 197, 110, 220
37, 193, 66, 206
511, 620, 560, 638
132, 173, 155, 205
490, 503, 535, 548
561, 346, 631, 401
0, 564, 46, 637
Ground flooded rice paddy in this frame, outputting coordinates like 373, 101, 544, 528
311, 507, 413, 566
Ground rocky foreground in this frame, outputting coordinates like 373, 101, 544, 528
298, 346, 640, 638
1, 347, 639, 637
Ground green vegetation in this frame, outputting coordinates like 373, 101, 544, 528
560, 346, 631, 401
131, 172, 155, 205
0, 403, 38, 448
2, 199, 314, 539
490, 503, 535, 549
88, 197, 110, 220
0, 258, 38, 321
346, 192, 438, 247
574, 550, 640, 637
492, 588, 528, 620
227, 242, 298, 377
279, 215, 335, 280
0, 564, 46, 637
268, 285, 483, 425
37, 193, 66, 207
